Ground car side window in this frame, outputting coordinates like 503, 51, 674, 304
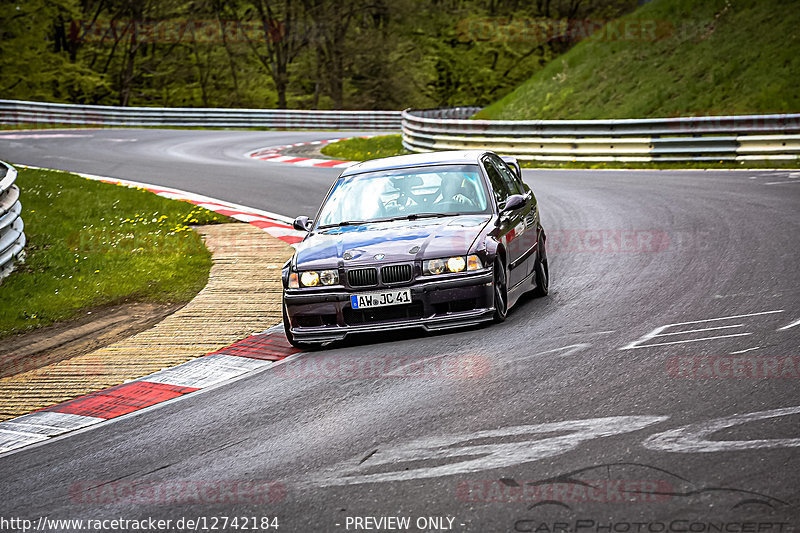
482, 158, 511, 205
491, 157, 524, 196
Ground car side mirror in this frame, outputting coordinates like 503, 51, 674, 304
500, 194, 526, 215
293, 216, 312, 232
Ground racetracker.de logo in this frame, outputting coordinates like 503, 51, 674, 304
546, 230, 670, 253
272, 355, 489, 379
456, 17, 673, 43
69, 19, 284, 44
667, 356, 800, 378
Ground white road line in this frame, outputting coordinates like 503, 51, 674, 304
620, 310, 783, 349
663, 310, 784, 327
729, 346, 760, 354
764, 181, 800, 185
644, 406, 800, 453
629, 332, 752, 349
777, 318, 800, 331
655, 324, 743, 337
514, 343, 591, 362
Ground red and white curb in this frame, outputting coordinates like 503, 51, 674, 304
0, 325, 298, 455
0, 166, 308, 455
247, 138, 360, 168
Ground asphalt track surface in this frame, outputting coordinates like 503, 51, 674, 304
0, 129, 798, 531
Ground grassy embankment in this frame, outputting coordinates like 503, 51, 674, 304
0, 167, 231, 338
477, 0, 799, 120
323, 0, 799, 168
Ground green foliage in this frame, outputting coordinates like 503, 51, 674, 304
477, 0, 800, 119
0, 0, 109, 102
320, 135, 409, 161
0, 0, 637, 110
0, 167, 231, 338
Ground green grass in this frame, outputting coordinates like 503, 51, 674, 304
320, 135, 410, 162
0, 167, 232, 338
476, 0, 800, 120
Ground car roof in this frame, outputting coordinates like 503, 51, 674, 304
340, 150, 489, 176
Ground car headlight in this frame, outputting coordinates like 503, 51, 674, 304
423, 258, 447, 275
447, 256, 466, 273
298, 270, 338, 287
319, 270, 339, 285
300, 271, 319, 287
424, 256, 482, 275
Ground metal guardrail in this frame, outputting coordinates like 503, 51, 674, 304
402, 108, 800, 162
0, 99, 401, 131
0, 161, 25, 282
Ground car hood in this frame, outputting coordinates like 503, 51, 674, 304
295, 215, 491, 269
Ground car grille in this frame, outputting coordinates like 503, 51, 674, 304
381, 264, 413, 284
344, 302, 424, 326
347, 268, 378, 287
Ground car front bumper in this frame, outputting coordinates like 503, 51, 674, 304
284, 269, 495, 343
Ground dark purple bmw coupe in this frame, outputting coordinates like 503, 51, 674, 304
281, 150, 548, 348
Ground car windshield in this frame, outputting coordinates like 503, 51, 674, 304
316, 164, 489, 229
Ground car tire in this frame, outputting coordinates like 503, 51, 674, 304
531, 234, 549, 298
492, 257, 508, 322
282, 299, 316, 350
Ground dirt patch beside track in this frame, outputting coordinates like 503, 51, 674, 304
0, 223, 293, 421
0, 302, 184, 379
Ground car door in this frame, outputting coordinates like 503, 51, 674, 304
493, 156, 539, 279
482, 156, 527, 289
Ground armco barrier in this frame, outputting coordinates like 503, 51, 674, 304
0, 161, 25, 282
402, 108, 800, 162
0, 99, 401, 131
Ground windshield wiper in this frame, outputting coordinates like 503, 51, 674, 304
385, 213, 458, 222
317, 220, 371, 229
318, 213, 460, 229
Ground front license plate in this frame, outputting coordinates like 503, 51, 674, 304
350, 289, 412, 310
